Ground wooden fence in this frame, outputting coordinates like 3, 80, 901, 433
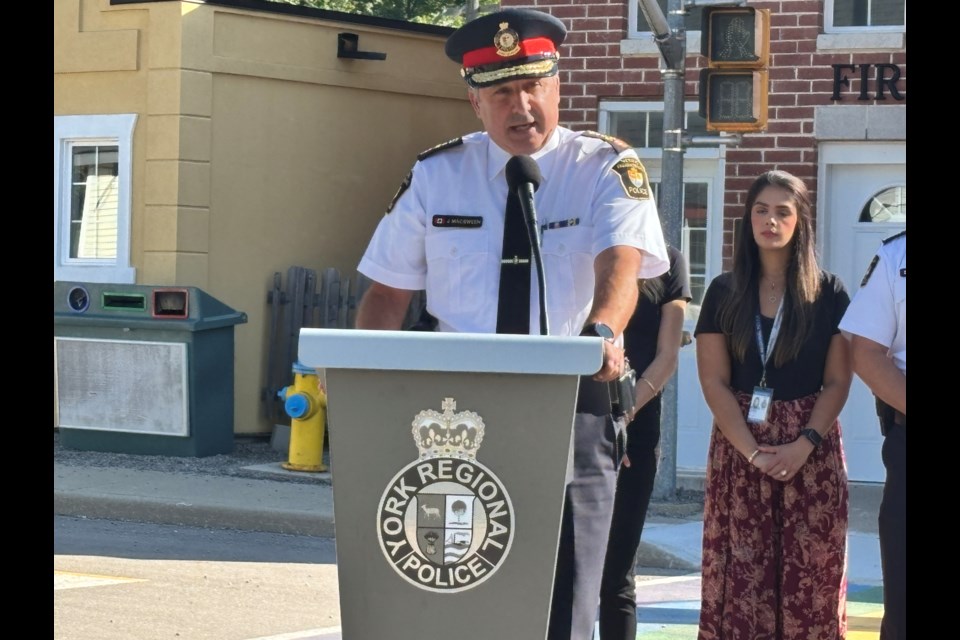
262, 266, 425, 422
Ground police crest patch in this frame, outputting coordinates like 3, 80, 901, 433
377, 398, 515, 593
612, 158, 651, 200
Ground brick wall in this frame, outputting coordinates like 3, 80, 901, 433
502, 0, 906, 268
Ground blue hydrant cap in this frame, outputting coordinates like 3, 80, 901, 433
292, 361, 314, 375
285, 393, 310, 419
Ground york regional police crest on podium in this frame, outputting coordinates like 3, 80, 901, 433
377, 397, 515, 593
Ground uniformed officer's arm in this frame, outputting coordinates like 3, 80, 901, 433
355, 282, 414, 330
851, 335, 906, 415
585, 245, 641, 382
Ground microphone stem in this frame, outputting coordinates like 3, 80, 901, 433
518, 183, 549, 336
532, 240, 548, 336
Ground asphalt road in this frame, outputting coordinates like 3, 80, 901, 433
55, 515, 342, 640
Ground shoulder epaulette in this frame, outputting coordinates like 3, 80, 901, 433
417, 137, 464, 162
579, 130, 633, 153
882, 230, 906, 244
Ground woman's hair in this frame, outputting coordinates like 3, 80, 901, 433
717, 170, 822, 366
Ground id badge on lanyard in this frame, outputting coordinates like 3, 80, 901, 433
747, 299, 784, 424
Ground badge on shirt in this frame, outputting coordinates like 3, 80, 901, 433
860, 254, 880, 287
432, 215, 483, 228
747, 386, 774, 424
899, 268, 906, 278
611, 158, 651, 200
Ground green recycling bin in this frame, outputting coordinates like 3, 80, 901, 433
54, 281, 247, 457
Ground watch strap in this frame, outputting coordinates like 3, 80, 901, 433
800, 428, 823, 448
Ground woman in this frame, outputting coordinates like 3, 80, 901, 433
695, 170, 852, 639
599, 244, 691, 639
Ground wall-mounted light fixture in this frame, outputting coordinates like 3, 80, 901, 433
337, 33, 387, 61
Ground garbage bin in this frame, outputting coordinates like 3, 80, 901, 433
53, 281, 247, 457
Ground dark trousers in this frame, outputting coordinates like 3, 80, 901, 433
598, 396, 662, 640
879, 423, 906, 640
548, 380, 620, 640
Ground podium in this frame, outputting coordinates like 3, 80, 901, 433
298, 329, 604, 640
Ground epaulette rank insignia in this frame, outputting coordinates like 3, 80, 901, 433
417, 137, 464, 162
611, 157, 652, 200
581, 130, 632, 154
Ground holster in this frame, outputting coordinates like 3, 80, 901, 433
609, 368, 637, 419
875, 397, 906, 435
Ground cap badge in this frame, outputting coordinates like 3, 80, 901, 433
494, 22, 521, 57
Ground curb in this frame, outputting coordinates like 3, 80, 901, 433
54, 491, 338, 538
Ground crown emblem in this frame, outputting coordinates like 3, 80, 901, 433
494, 22, 521, 57
411, 397, 485, 460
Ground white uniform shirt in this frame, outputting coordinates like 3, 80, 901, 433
358, 127, 669, 335
838, 233, 907, 374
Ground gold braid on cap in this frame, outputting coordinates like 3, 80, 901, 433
469, 57, 559, 86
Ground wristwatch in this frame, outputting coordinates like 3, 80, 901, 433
800, 428, 823, 448
580, 322, 615, 341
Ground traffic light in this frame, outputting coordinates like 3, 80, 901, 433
698, 6, 771, 133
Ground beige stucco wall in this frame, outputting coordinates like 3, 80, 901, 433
55, 0, 479, 435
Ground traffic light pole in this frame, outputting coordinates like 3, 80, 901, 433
637, 0, 684, 501
639, 0, 748, 501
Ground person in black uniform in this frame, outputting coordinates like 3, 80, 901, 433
598, 245, 691, 639
839, 230, 906, 640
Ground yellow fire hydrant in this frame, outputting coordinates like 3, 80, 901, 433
278, 361, 327, 472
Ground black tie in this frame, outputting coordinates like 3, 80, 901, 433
495, 187, 531, 334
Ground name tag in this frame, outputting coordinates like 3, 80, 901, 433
899, 268, 906, 278
432, 215, 483, 228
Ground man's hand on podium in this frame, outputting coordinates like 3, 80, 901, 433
593, 339, 626, 383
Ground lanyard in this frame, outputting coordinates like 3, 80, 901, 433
754, 298, 785, 388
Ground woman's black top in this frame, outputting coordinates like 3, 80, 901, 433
694, 270, 850, 400
623, 245, 692, 372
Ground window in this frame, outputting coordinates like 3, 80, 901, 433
598, 101, 724, 318
825, 0, 905, 32
859, 185, 906, 223
636, 180, 709, 308
630, 0, 702, 38
54, 114, 137, 283
606, 109, 708, 150
624, 1, 703, 54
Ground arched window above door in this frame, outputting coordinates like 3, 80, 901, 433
859, 185, 906, 223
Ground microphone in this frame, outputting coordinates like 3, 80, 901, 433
505, 155, 543, 251
505, 155, 548, 335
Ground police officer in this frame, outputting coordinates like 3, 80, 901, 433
838, 230, 906, 640
354, 9, 669, 640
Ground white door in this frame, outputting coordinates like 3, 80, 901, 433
638, 159, 725, 476
821, 143, 906, 483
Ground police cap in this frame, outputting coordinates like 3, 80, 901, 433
445, 9, 567, 89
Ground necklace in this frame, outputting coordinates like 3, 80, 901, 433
764, 277, 783, 303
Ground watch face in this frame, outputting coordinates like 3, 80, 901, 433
583, 322, 615, 340
594, 323, 615, 340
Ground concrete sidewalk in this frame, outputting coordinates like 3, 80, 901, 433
53, 449, 883, 584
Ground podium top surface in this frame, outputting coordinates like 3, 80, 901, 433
298, 328, 604, 375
